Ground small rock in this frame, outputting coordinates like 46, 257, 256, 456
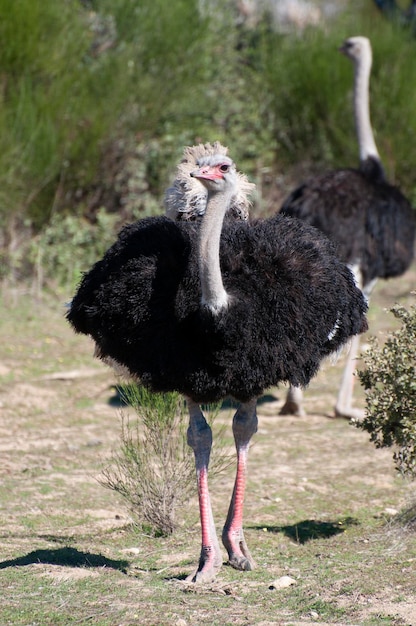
269, 575, 297, 590
384, 507, 398, 516
86, 438, 102, 447
121, 547, 141, 555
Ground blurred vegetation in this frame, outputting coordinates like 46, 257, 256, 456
0, 0, 415, 291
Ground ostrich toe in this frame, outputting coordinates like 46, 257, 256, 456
186, 545, 223, 583
222, 528, 256, 571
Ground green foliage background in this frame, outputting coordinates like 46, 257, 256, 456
1, 0, 416, 288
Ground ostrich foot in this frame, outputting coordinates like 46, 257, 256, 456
279, 400, 306, 417
222, 529, 256, 571
186, 546, 223, 583
334, 405, 365, 421
279, 387, 305, 417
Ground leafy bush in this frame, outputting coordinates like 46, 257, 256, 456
31, 209, 120, 292
100, 385, 232, 536
357, 298, 416, 477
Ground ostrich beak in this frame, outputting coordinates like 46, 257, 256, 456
190, 166, 222, 181
190, 167, 212, 180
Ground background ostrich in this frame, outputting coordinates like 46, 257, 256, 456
279, 35, 415, 420
67, 152, 368, 583
372, 0, 416, 28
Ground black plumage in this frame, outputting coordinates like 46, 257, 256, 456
281, 157, 415, 288
372, 0, 416, 27
68, 213, 367, 404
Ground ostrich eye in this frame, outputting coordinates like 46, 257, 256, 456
219, 164, 230, 173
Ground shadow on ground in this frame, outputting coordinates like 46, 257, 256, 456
250, 517, 359, 544
0, 547, 129, 572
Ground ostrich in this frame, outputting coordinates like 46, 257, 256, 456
67, 152, 368, 582
279, 35, 415, 420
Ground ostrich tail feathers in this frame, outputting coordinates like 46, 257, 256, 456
164, 142, 255, 221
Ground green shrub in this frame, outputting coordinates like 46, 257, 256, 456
357, 298, 416, 477
100, 385, 232, 536
30, 209, 119, 293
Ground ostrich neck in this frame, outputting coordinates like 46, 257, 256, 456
354, 52, 379, 162
198, 187, 233, 313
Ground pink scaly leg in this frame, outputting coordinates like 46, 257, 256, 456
222, 398, 258, 571
186, 398, 222, 583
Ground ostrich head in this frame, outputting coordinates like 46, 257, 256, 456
190, 155, 237, 193
165, 143, 253, 221
339, 36, 372, 64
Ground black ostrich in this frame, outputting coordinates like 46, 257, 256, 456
67, 152, 368, 582
372, 0, 416, 29
279, 35, 415, 420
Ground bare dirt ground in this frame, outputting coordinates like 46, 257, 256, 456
0, 263, 415, 625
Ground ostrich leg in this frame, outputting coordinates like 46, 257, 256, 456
334, 266, 365, 419
279, 385, 306, 417
281, 272, 374, 420
186, 398, 222, 583
334, 273, 374, 420
334, 331, 363, 419
281, 338, 364, 420
222, 398, 258, 571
